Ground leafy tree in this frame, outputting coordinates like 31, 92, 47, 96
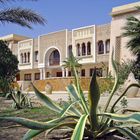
0, 0, 45, 28
0, 40, 19, 92
62, 53, 81, 76
122, 11, 140, 81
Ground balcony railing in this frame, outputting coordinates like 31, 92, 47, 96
49, 58, 60, 66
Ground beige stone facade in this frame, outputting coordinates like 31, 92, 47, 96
0, 2, 140, 90
109, 1, 140, 74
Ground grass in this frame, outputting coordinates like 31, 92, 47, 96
0, 106, 58, 121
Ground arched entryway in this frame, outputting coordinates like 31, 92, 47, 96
44, 47, 64, 78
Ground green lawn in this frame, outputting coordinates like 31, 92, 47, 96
0, 106, 58, 121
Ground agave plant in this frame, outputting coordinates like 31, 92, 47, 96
0, 51, 140, 140
6, 89, 32, 109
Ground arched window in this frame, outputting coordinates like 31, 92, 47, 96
87, 42, 91, 55
35, 51, 38, 62
27, 52, 30, 63
24, 53, 26, 63
105, 39, 110, 53
49, 49, 60, 66
98, 40, 104, 54
82, 43, 86, 56
76, 43, 80, 56
20, 53, 23, 63
68, 45, 72, 57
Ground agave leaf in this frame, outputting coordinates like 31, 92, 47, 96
117, 127, 140, 140
88, 68, 100, 131
103, 112, 140, 123
73, 67, 89, 115
60, 100, 81, 117
66, 84, 79, 100
111, 83, 140, 112
0, 117, 55, 130
97, 127, 139, 140
71, 114, 88, 140
104, 49, 119, 112
31, 83, 62, 113
0, 115, 79, 130
23, 129, 44, 140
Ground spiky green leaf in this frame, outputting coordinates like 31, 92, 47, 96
88, 68, 100, 131
71, 114, 88, 140
23, 129, 44, 140
66, 84, 79, 100
97, 127, 139, 140
32, 83, 62, 113
60, 100, 81, 117
0, 116, 79, 130
103, 112, 140, 123
104, 49, 119, 113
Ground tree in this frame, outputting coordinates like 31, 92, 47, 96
0, 0, 45, 28
0, 40, 19, 92
62, 53, 81, 76
122, 13, 140, 81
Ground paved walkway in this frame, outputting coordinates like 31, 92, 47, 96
28, 91, 140, 110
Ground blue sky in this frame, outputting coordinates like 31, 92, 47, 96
0, 0, 139, 38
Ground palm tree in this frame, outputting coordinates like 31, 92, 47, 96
122, 14, 140, 80
0, 0, 45, 29
62, 53, 81, 76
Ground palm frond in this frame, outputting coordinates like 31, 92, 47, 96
122, 16, 140, 55
0, 7, 46, 28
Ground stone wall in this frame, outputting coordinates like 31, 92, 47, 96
30, 77, 113, 93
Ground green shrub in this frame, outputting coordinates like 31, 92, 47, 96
98, 78, 114, 94
6, 90, 32, 109
117, 60, 134, 84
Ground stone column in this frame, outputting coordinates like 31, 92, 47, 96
39, 68, 43, 80
62, 67, 65, 77
65, 68, 68, 77
43, 68, 46, 79
31, 72, 34, 81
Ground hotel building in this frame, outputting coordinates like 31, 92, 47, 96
0, 2, 140, 90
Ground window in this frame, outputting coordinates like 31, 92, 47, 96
24, 74, 31, 81
82, 43, 86, 56
46, 72, 50, 77
49, 49, 60, 66
90, 68, 94, 76
90, 68, 102, 77
35, 51, 38, 62
96, 68, 103, 77
68, 45, 72, 57
27, 52, 30, 63
98, 40, 104, 54
87, 42, 91, 55
105, 39, 110, 53
24, 53, 27, 63
35, 73, 40, 80
16, 74, 20, 81
20, 53, 23, 63
68, 71, 71, 76
76, 43, 80, 56
56, 72, 62, 77
81, 69, 85, 76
